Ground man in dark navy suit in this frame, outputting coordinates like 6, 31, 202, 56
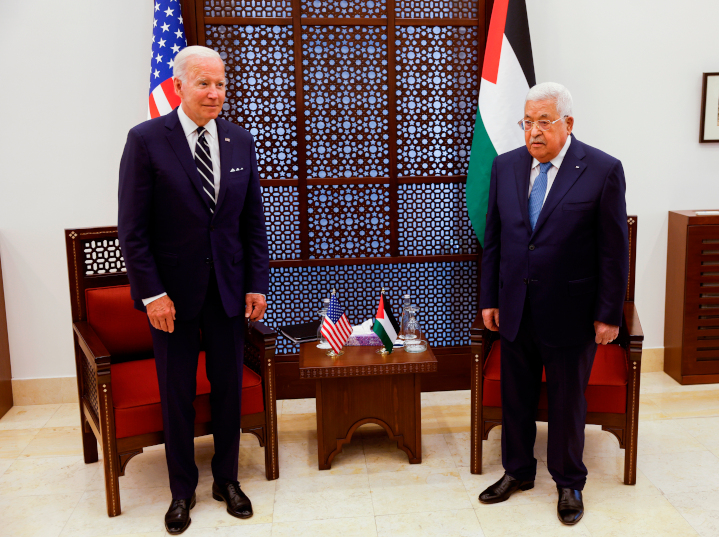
118, 46, 269, 534
477, 82, 628, 525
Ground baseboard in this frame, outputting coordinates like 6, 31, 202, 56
642, 348, 664, 373
9, 349, 665, 406
11, 377, 78, 405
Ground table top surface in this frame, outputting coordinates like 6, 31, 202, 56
298, 339, 438, 379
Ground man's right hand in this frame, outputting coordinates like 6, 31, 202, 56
482, 308, 500, 332
147, 295, 176, 333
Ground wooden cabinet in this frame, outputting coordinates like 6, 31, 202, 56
665, 210, 719, 384
0, 255, 12, 418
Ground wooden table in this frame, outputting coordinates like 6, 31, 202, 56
299, 341, 438, 470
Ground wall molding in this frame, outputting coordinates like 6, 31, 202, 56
11, 377, 78, 406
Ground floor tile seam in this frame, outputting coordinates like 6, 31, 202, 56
54, 489, 85, 537
658, 492, 704, 536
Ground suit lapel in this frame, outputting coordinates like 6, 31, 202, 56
165, 109, 210, 211
213, 119, 233, 217
531, 136, 587, 237
514, 150, 533, 234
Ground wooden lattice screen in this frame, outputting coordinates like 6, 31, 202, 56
180, 0, 490, 396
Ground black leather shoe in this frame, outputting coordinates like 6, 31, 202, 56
165, 492, 196, 535
212, 480, 253, 519
557, 487, 584, 525
478, 473, 534, 504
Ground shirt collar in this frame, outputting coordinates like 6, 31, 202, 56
532, 135, 572, 171
177, 104, 217, 141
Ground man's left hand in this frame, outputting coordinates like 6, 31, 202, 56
245, 293, 267, 321
594, 321, 619, 345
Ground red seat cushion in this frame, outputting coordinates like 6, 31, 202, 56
111, 352, 264, 439
482, 342, 627, 414
86, 285, 153, 356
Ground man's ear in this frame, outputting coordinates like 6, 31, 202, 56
173, 77, 182, 97
565, 116, 574, 135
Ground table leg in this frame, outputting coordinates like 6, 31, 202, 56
315, 373, 422, 470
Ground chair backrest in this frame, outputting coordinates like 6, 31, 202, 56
626, 216, 638, 302
66, 227, 154, 360
85, 285, 154, 357
66, 226, 130, 323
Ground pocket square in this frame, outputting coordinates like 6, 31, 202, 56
230, 167, 244, 173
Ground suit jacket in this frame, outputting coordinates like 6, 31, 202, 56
118, 108, 269, 320
479, 136, 628, 347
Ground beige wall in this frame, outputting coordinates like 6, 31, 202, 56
1, 1, 718, 382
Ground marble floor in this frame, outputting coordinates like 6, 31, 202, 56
1, 371, 719, 536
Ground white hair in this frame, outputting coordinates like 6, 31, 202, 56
525, 82, 573, 117
173, 46, 224, 82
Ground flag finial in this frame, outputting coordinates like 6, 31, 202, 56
331, 288, 336, 296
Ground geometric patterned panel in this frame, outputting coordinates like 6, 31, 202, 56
266, 261, 477, 354
262, 186, 301, 260
307, 184, 391, 258
83, 239, 126, 276
396, 26, 480, 177
206, 25, 298, 180
301, 0, 387, 18
204, 0, 292, 17
303, 25, 389, 179
396, 0, 478, 18
398, 183, 478, 256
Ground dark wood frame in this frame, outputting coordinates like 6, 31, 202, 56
65, 226, 279, 517
180, 0, 493, 398
469, 216, 644, 485
0, 254, 12, 419
700, 72, 719, 143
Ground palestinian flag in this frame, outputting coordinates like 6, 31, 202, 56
372, 294, 400, 353
466, 0, 536, 245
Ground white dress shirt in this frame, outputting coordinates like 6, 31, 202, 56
528, 135, 572, 208
143, 106, 264, 306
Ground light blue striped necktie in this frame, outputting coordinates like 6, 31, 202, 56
528, 161, 553, 230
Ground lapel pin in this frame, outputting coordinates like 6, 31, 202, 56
225, 138, 230, 142
576, 165, 580, 168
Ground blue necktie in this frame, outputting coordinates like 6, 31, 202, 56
528, 162, 553, 231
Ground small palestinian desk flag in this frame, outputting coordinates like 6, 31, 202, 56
372, 290, 400, 353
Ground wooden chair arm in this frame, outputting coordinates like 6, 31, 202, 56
244, 321, 277, 379
621, 302, 644, 342
248, 320, 277, 341
619, 301, 643, 363
73, 321, 111, 366
470, 309, 487, 334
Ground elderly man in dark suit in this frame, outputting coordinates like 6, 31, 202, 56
477, 82, 628, 525
118, 46, 269, 534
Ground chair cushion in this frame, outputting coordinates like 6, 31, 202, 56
111, 351, 264, 438
86, 285, 154, 356
482, 342, 628, 414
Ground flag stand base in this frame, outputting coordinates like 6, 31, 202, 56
326, 350, 344, 358
376, 348, 391, 356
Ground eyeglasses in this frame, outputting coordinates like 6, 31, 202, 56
517, 116, 568, 132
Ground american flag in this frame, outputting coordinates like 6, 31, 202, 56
148, 0, 187, 119
321, 294, 353, 353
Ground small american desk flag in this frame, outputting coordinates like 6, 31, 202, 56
321, 294, 353, 354
148, 0, 187, 119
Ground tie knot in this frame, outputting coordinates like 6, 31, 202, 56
539, 162, 552, 174
196, 127, 206, 138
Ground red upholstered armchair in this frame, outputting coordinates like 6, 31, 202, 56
65, 227, 279, 517
470, 216, 644, 484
